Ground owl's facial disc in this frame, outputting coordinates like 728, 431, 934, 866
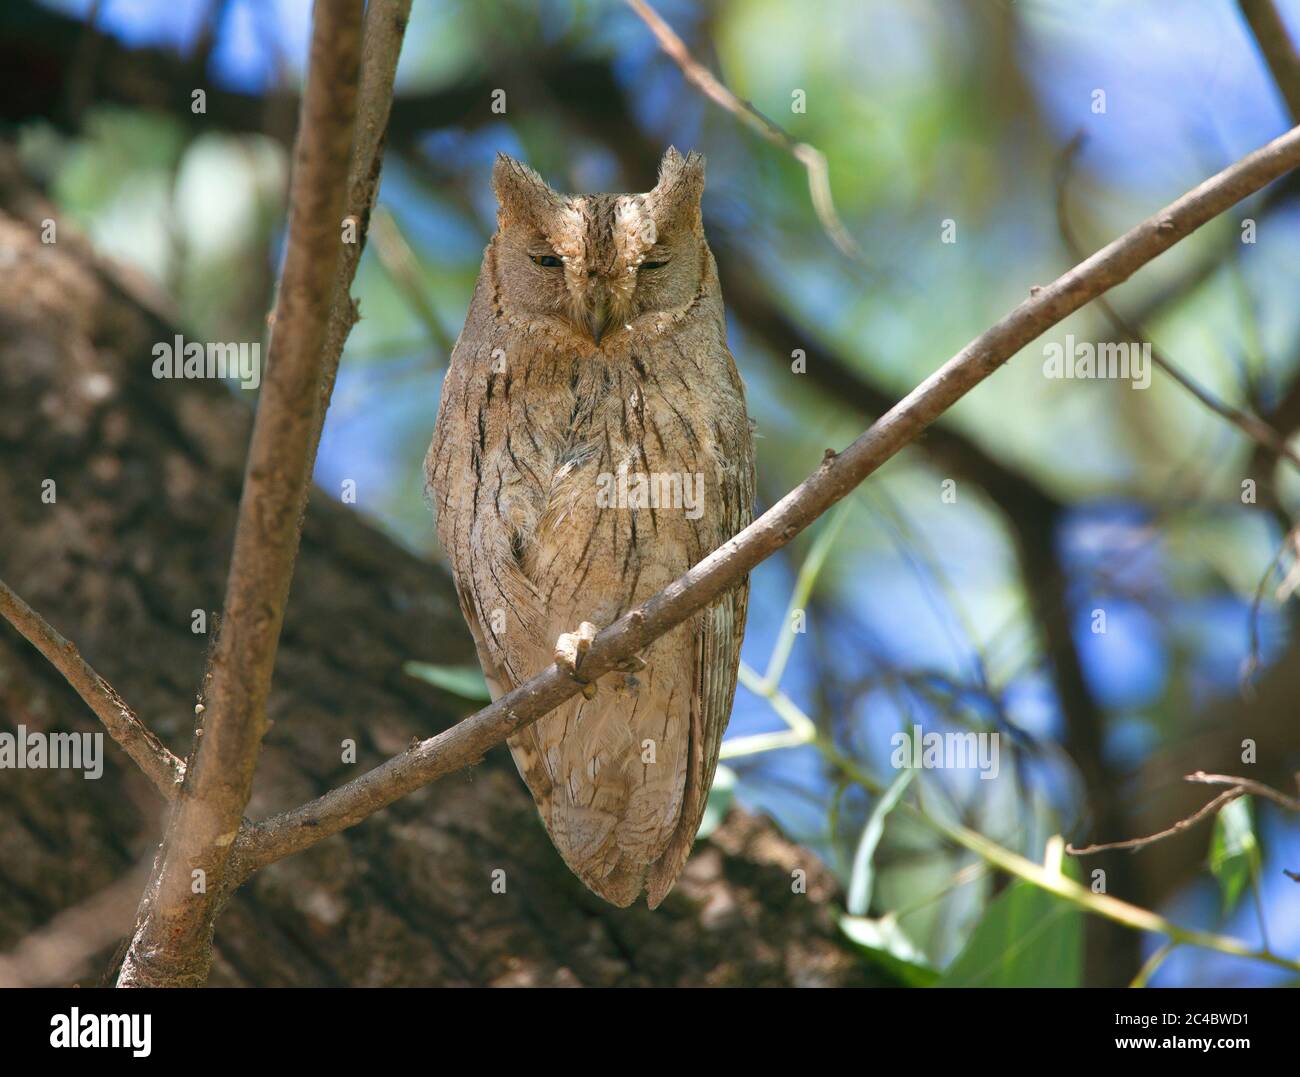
488, 150, 707, 347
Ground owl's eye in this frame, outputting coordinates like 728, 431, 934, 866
640, 260, 668, 270
530, 254, 563, 268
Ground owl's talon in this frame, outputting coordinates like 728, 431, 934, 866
555, 621, 599, 694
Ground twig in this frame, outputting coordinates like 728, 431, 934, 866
625, 0, 863, 260
1067, 771, 1300, 858
1186, 771, 1300, 812
1240, 0, 1300, 122
1066, 788, 1245, 856
371, 206, 456, 355
1244, 526, 1296, 693
1129, 940, 1179, 988
1056, 132, 1300, 476
0, 578, 183, 797
117, 0, 367, 989
229, 121, 1300, 880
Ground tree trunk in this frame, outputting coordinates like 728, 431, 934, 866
0, 160, 870, 987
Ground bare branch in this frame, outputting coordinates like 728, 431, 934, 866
117, 0, 367, 988
371, 206, 456, 355
1240, 0, 1300, 121
0, 577, 183, 797
1068, 770, 1300, 856
1186, 770, 1300, 812
1244, 525, 1299, 692
1066, 788, 1245, 856
231, 122, 1300, 879
1056, 132, 1300, 474
625, 0, 862, 260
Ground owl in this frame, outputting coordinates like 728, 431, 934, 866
426, 148, 754, 908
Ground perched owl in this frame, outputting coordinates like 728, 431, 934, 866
426, 148, 754, 908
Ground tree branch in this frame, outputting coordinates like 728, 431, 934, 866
1056, 132, 1300, 474
1066, 788, 1245, 856
1067, 771, 1300, 856
117, 0, 366, 988
0, 578, 184, 797
230, 122, 1300, 879
312, 0, 413, 462
1240, 0, 1300, 122
625, 0, 862, 260
1186, 770, 1300, 811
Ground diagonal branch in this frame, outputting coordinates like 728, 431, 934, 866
0, 578, 184, 797
1066, 788, 1245, 856
1056, 132, 1300, 474
625, 0, 862, 260
116, 0, 367, 989
1067, 770, 1300, 856
1240, 0, 1300, 122
230, 122, 1300, 880
1186, 770, 1300, 811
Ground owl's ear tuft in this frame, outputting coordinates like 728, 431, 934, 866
649, 147, 705, 222
492, 153, 563, 223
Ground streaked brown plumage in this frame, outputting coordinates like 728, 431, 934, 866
426, 148, 753, 907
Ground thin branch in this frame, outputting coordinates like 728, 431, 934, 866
371, 205, 456, 355
1186, 771, 1300, 812
1066, 771, 1300, 857
0, 577, 183, 797
1240, 0, 1300, 122
230, 122, 1300, 880
625, 0, 862, 260
1244, 525, 1298, 692
117, 0, 367, 989
1056, 132, 1300, 475
1066, 788, 1245, 856
1129, 940, 1179, 988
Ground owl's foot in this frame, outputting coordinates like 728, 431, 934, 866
555, 621, 599, 700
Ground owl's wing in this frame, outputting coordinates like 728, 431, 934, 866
428, 326, 557, 818
645, 363, 755, 909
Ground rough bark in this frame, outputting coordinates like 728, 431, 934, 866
0, 180, 871, 987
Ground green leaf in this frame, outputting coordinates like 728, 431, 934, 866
846, 768, 915, 916
840, 914, 939, 987
402, 661, 491, 701
1209, 795, 1258, 915
696, 765, 737, 841
938, 879, 1082, 987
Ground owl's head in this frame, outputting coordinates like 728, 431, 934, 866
488, 147, 707, 346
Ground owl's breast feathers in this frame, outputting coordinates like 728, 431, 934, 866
429, 293, 753, 907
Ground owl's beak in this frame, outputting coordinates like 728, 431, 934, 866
588, 297, 609, 345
